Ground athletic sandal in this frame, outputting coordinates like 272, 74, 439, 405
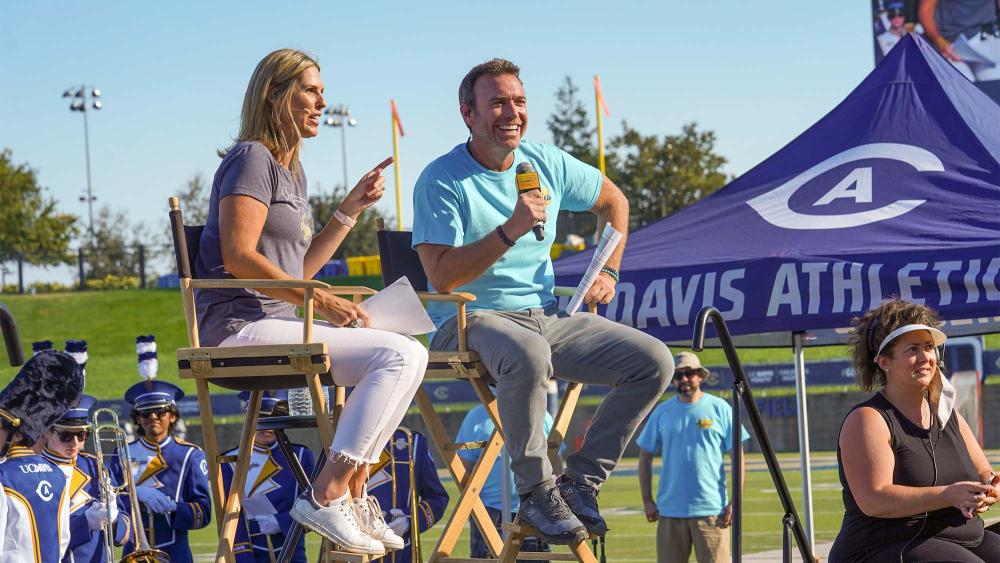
290, 489, 385, 556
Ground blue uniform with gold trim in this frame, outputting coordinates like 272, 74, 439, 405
110, 435, 210, 563
41, 449, 132, 563
221, 442, 315, 563
370, 430, 448, 563
0, 445, 71, 562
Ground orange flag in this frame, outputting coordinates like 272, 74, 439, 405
594, 76, 611, 117
391, 99, 405, 137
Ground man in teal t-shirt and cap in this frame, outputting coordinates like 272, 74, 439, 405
637, 352, 749, 563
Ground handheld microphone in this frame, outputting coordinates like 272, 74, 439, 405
515, 162, 545, 241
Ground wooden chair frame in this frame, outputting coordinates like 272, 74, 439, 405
169, 197, 375, 563
375, 223, 598, 563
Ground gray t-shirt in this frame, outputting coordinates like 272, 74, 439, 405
935, 0, 997, 41
194, 140, 314, 346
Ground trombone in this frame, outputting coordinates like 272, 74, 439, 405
92, 407, 170, 563
389, 427, 421, 563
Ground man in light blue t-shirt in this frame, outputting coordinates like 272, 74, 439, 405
457, 404, 554, 559
637, 352, 749, 563
412, 58, 674, 545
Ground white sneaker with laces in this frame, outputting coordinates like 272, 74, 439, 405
290, 490, 385, 555
354, 495, 406, 550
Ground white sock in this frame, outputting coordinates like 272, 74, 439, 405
315, 489, 350, 508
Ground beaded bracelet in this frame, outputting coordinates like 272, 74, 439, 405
495, 225, 516, 248
600, 266, 620, 282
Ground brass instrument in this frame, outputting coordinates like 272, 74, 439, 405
92, 408, 170, 563
390, 427, 420, 563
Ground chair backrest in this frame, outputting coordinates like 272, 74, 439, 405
375, 227, 429, 292
168, 198, 204, 279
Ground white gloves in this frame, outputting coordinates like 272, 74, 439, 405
85, 501, 119, 532
253, 514, 281, 535
136, 486, 177, 514
388, 508, 410, 537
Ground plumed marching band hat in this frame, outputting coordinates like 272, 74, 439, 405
0, 351, 85, 444
238, 390, 289, 417
125, 380, 183, 412
53, 394, 98, 429
136, 335, 158, 379
32, 340, 54, 355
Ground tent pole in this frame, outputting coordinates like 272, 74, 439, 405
793, 332, 815, 551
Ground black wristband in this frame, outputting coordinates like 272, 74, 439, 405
495, 225, 516, 248
600, 266, 620, 282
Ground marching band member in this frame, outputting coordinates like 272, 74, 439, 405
113, 380, 211, 563
369, 428, 448, 563
221, 391, 316, 563
39, 394, 132, 563
0, 348, 85, 562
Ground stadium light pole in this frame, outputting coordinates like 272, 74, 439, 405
323, 104, 357, 189
63, 85, 102, 235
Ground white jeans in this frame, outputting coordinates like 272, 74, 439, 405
221, 317, 427, 464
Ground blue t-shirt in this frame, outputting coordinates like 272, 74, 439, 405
412, 141, 602, 328
456, 404, 554, 511
636, 393, 750, 518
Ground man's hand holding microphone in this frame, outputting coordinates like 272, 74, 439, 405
501, 162, 547, 243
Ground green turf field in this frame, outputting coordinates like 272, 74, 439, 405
184, 454, 843, 560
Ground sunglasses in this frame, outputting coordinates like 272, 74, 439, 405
138, 407, 171, 419
672, 370, 701, 381
57, 430, 90, 443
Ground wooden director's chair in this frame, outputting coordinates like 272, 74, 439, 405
168, 197, 377, 563
376, 221, 599, 563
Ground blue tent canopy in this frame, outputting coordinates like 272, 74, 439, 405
555, 34, 1000, 346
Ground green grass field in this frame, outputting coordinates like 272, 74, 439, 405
184, 454, 844, 561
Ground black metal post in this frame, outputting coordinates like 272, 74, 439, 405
732, 380, 743, 562
693, 307, 815, 563
0, 301, 24, 366
783, 513, 795, 563
16, 254, 24, 295
138, 244, 146, 288
77, 247, 86, 290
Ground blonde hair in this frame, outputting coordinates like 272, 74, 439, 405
232, 48, 319, 175
849, 297, 942, 392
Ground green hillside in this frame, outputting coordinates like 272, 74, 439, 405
2, 289, 996, 400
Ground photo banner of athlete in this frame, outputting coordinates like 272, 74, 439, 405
554, 34, 1000, 344
871, 0, 1000, 103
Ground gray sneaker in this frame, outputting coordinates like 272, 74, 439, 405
557, 475, 608, 536
518, 482, 588, 545
289, 490, 385, 556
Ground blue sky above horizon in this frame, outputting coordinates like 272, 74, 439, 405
2, 1, 875, 236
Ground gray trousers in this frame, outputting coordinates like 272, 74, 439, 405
432, 306, 673, 494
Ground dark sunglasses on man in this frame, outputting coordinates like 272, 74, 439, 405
672, 369, 701, 381
57, 429, 90, 443
138, 407, 171, 419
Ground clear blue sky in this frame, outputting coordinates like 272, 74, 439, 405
2, 1, 875, 237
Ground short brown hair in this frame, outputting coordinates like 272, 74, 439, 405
459, 58, 521, 108
131, 405, 181, 437
849, 297, 942, 392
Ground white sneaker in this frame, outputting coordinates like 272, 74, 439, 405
354, 495, 406, 550
290, 490, 385, 556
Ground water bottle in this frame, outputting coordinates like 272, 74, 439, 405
287, 388, 314, 416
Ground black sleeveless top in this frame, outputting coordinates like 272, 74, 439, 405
829, 392, 984, 562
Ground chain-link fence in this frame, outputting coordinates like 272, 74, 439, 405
0, 244, 179, 294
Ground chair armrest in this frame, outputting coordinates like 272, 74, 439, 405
188, 279, 332, 290
322, 286, 378, 296
415, 291, 477, 303
553, 286, 576, 297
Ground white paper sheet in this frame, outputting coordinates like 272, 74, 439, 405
358, 276, 436, 335
241, 493, 277, 517
565, 224, 623, 315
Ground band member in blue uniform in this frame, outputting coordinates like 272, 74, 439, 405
369, 428, 449, 563
40, 395, 132, 563
112, 380, 211, 563
221, 392, 316, 563
0, 349, 85, 562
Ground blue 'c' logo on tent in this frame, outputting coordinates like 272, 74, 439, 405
746, 143, 942, 230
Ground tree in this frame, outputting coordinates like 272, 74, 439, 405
309, 183, 394, 260
609, 122, 728, 229
0, 149, 78, 264
83, 205, 148, 279
547, 76, 598, 166
177, 173, 209, 225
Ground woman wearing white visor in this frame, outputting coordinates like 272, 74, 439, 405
829, 298, 999, 563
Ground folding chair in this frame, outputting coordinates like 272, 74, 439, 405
376, 220, 598, 563
168, 197, 375, 563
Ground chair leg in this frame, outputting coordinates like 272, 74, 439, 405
215, 390, 263, 563
307, 373, 336, 451
195, 378, 226, 533
548, 382, 582, 470
413, 388, 504, 560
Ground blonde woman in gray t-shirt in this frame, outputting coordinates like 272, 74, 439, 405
196, 48, 426, 557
